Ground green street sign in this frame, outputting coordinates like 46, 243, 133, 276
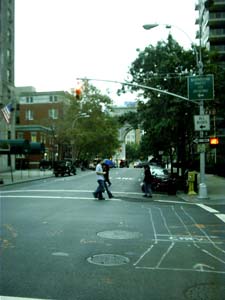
188, 75, 214, 100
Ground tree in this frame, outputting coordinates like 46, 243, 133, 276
122, 35, 200, 173
121, 34, 225, 174
59, 82, 120, 160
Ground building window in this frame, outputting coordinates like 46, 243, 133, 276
7, 48, 11, 59
26, 97, 33, 103
25, 109, 34, 120
7, 69, 12, 82
40, 134, 46, 143
31, 132, 37, 142
48, 108, 58, 119
49, 95, 58, 102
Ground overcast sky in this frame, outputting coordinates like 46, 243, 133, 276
15, 0, 198, 105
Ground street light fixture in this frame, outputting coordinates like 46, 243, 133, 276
72, 112, 90, 129
143, 23, 200, 69
143, 21, 208, 199
71, 112, 90, 160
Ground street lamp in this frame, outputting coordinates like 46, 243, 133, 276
72, 112, 90, 129
143, 21, 208, 199
143, 23, 200, 70
71, 112, 90, 160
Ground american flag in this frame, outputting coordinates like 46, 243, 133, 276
1, 103, 13, 124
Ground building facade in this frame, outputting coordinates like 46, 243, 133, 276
16, 88, 70, 168
0, 0, 15, 170
196, 0, 225, 64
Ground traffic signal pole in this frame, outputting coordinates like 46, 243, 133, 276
197, 0, 208, 199
198, 99, 208, 199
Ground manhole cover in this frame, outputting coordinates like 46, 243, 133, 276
87, 254, 130, 266
97, 230, 142, 239
185, 283, 225, 300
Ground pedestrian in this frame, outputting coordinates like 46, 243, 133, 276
93, 159, 106, 200
102, 163, 114, 199
143, 165, 153, 198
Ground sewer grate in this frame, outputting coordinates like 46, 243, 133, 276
87, 254, 130, 266
185, 283, 225, 300
97, 230, 142, 239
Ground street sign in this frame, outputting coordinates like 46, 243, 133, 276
188, 75, 214, 100
193, 138, 209, 144
194, 115, 210, 131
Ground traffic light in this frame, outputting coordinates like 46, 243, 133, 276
74, 84, 82, 100
209, 137, 219, 148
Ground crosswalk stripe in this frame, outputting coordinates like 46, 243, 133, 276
1, 195, 122, 201
0, 296, 53, 300
215, 214, 225, 223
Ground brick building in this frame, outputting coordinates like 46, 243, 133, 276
16, 88, 70, 168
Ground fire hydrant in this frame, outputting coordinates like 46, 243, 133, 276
188, 171, 197, 195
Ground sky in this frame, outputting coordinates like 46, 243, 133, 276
15, 0, 198, 105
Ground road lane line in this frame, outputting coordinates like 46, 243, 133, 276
0, 297, 54, 300
181, 206, 225, 254
1, 195, 122, 201
215, 214, 225, 223
196, 204, 219, 213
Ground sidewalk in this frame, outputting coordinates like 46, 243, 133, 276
177, 174, 225, 205
0, 169, 54, 186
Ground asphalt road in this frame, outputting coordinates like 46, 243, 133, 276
1, 168, 225, 300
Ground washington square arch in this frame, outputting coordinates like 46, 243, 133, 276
110, 105, 142, 166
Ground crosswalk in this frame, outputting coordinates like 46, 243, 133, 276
1, 297, 53, 300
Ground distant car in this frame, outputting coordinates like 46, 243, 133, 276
53, 160, 76, 177
133, 161, 143, 168
134, 161, 152, 168
88, 159, 99, 170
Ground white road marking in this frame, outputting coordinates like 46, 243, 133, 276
197, 204, 225, 224
193, 263, 215, 271
0, 297, 54, 300
52, 252, 69, 257
2, 195, 122, 201
181, 206, 225, 254
196, 204, 219, 213
215, 214, 225, 223
1, 189, 143, 196
135, 266, 225, 274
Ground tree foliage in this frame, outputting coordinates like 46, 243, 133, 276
118, 35, 223, 171
120, 34, 225, 171
56, 82, 120, 160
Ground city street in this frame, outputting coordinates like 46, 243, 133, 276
1, 168, 225, 300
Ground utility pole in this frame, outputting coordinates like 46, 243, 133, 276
197, 0, 208, 199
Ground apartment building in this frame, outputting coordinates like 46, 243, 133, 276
196, 0, 225, 64
0, 0, 15, 170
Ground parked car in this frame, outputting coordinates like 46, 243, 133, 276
53, 160, 76, 177
150, 166, 177, 194
133, 160, 143, 168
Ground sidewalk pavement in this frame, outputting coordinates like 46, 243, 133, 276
177, 173, 225, 205
0, 169, 224, 205
0, 169, 54, 186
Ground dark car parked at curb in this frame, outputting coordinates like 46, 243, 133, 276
53, 160, 76, 177
150, 166, 177, 195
